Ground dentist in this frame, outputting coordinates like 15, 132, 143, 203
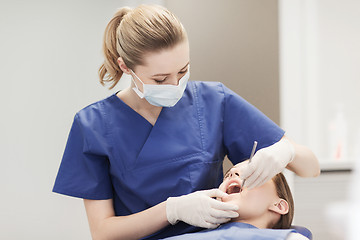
53, 4, 320, 240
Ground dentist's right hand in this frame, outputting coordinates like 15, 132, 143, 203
166, 189, 239, 229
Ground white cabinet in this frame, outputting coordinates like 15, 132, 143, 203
279, 1, 360, 239
294, 168, 353, 240
279, 0, 360, 164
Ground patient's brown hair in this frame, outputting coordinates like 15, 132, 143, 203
271, 173, 294, 229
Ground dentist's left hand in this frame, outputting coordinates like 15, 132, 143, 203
166, 189, 239, 229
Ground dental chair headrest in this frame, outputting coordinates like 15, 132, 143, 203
291, 225, 312, 239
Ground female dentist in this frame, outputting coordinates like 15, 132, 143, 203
52, 4, 320, 240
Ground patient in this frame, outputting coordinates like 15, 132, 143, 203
162, 161, 309, 240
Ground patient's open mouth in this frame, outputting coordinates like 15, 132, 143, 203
226, 182, 242, 194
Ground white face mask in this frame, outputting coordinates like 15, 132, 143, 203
130, 67, 190, 107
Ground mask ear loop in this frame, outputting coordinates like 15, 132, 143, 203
130, 69, 145, 98
130, 69, 145, 87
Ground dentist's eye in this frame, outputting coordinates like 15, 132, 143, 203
154, 78, 166, 84
178, 69, 188, 74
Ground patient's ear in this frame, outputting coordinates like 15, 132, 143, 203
269, 199, 289, 215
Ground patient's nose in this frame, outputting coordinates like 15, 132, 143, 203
228, 168, 241, 178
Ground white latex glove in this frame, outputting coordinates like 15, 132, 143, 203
166, 189, 239, 228
239, 138, 295, 189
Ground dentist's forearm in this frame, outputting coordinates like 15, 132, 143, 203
102, 203, 168, 240
285, 138, 320, 177
84, 199, 169, 240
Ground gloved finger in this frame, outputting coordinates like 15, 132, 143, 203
201, 222, 220, 229
203, 188, 228, 198
240, 153, 265, 181
243, 161, 264, 189
209, 208, 239, 219
193, 218, 219, 229
247, 165, 274, 190
195, 215, 221, 229
249, 167, 273, 189
209, 198, 239, 211
203, 214, 228, 225
238, 162, 255, 180
207, 217, 232, 225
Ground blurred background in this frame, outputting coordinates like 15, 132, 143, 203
0, 0, 359, 239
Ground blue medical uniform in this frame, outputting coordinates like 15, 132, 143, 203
161, 222, 297, 240
53, 81, 285, 239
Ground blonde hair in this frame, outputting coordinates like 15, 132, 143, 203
99, 5, 187, 89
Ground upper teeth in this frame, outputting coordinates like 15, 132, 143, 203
229, 182, 239, 187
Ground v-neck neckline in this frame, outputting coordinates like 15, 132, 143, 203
112, 92, 164, 127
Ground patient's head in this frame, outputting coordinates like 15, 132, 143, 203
219, 162, 294, 229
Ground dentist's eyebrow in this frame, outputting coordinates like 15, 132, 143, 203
151, 62, 190, 77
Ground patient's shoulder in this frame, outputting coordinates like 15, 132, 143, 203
286, 232, 309, 240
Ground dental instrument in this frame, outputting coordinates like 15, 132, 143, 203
241, 141, 258, 189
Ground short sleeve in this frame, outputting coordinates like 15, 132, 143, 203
52, 113, 113, 200
222, 84, 285, 164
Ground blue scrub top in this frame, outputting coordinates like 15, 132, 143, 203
53, 81, 285, 239
161, 222, 296, 240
